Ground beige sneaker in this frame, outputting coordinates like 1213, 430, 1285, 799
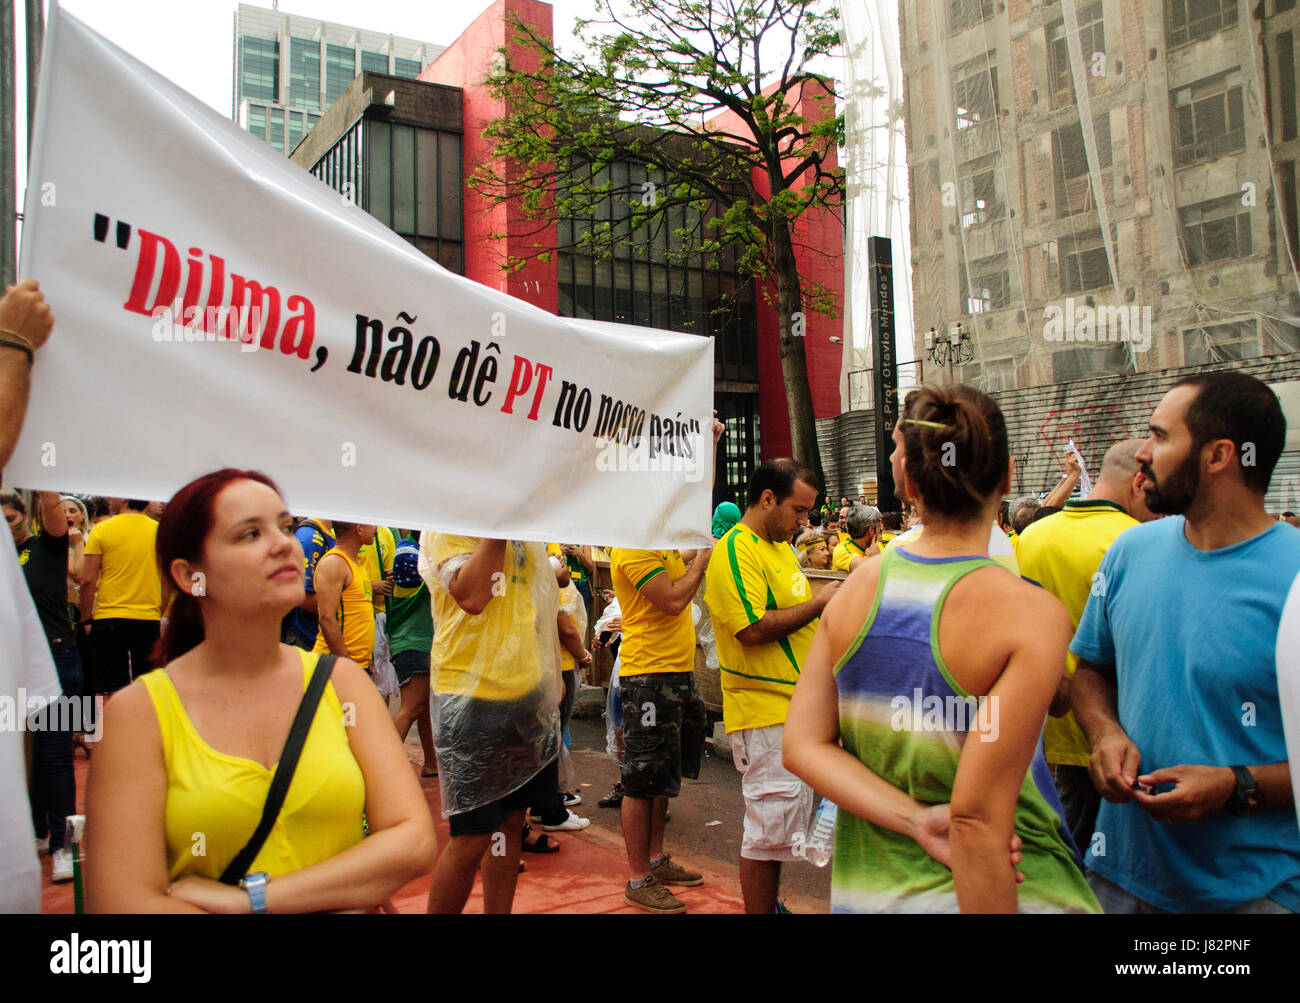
624, 875, 686, 914
651, 852, 703, 887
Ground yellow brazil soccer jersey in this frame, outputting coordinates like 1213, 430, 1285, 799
704, 524, 818, 733
831, 537, 869, 572
84, 511, 162, 620
357, 525, 395, 613
423, 534, 549, 701
312, 548, 375, 669
1015, 499, 1138, 768
609, 548, 695, 677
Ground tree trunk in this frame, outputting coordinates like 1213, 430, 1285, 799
770, 214, 825, 484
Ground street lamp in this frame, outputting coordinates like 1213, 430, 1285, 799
924, 323, 974, 377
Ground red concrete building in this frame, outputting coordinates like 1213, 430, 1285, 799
293, 0, 843, 502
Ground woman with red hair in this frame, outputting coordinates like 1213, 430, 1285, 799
84, 469, 435, 913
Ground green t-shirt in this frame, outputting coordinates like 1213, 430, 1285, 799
387, 580, 433, 658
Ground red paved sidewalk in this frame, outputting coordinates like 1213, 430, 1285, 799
40, 749, 762, 914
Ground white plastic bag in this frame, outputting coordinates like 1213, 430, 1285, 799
371, 612, 400, 703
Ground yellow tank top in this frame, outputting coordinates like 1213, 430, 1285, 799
312, 548, 375, 668
140, 650, 366, 881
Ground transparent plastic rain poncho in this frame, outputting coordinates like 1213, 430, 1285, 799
593, 596, 624, 763
420, 534, 562, 818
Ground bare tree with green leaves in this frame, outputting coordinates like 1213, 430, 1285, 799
478, 0, 844, 475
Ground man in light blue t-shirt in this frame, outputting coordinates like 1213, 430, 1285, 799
1072, 371, 1300, 913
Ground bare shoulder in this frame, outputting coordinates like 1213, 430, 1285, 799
822, 557, 881, 647
98, 674, 164, 753
949, 565, 1072, 637
325, 656, 378, 706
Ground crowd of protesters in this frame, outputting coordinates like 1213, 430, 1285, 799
4, 277, 1300, 915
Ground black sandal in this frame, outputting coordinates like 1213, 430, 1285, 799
521, 825, 561, 854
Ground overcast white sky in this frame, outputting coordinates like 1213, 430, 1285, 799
14, 0, 592, 186
54, 1, 595, 115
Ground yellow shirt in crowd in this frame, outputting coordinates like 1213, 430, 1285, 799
831, 537, 869, 572
84, 510, 162, 620
609, 548, 695, 676
1015, 499, 1138, 768
312, 548, 375, 669
141, 649, 365, 880
423, 535, 551, 701
704, 523, 818, 733
558, 580, 584, 672
357, 525, 395, 613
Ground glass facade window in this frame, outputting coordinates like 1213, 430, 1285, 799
269, 108, 285, 153
239, 36, 278, 103
714, 392, 761, 511
312, 118, 465, 272
393, 57, 422, 78
556, 160, 758, 385
289, 111, 305, 151
361, 51, 389, 74
246, 104, 266, 141
289, 37, 321, 110
307, 113, 321, 130
326, 44, 356, 104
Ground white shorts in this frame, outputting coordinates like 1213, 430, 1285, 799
732, 724, 815, 861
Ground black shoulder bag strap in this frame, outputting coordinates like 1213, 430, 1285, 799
218, 654, 338, 885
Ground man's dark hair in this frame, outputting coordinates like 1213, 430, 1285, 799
88, 496, 110, 518
881, 511, 903, 532
125, 499, 149, 511
1171, 372, 1285, 495
0, 492, 26, 515
333, 520, 356, 537
808, 509, 823, 528
747, 458, 819, 508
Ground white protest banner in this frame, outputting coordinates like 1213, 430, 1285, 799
9, 6, 714, 548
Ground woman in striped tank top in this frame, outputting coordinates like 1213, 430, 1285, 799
785, 384, 1100, 914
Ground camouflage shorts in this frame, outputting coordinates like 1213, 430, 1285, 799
619, 671, 708, 799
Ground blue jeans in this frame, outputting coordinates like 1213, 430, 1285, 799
1088, 871, 1295, 915
30, 648, 82, 851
